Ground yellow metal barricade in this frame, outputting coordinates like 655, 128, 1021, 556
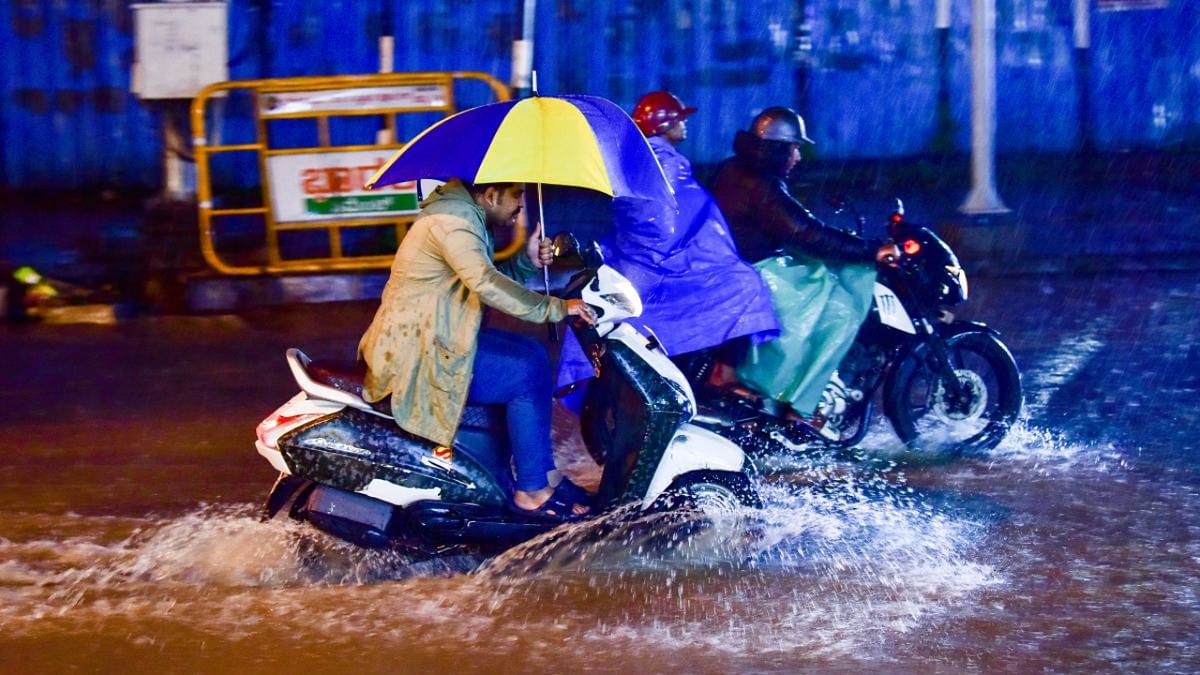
191, 71, 516, 275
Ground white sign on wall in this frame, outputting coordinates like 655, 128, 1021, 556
268, 151, 418, 223
132, 2, 228, 100
1097, 0, 1168, 10
259, 85, 450, 116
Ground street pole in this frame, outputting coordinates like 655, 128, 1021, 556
959, 0, 1010, 214
793, 0, 812, 114
512, 0, 536, 98
376, 28, 395, 146
1073, 0, 1095, 165
932, 0, 955, 155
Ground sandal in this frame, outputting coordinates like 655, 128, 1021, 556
551, 477, 591, 509
512, 478, 591, 522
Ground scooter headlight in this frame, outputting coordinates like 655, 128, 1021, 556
584, 266, 644, 323
599, 292, 638, 317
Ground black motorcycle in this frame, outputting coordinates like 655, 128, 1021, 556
690, 200, 1023, 463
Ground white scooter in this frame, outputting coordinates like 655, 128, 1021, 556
255, 240, 758, 556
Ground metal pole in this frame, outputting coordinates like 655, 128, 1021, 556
512, 0, 536, 97
793, 0, 812, 114
932, 0, 955, 155
376, 35, 395, 146
959, 0, 1010, 214
1073, 0, 1095, 163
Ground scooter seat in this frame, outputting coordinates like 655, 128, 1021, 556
304, 359, 393, 415
307, 359, 369, 399
304, 357, 504, 429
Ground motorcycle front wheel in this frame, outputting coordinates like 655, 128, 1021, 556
885, 330, 1022, 460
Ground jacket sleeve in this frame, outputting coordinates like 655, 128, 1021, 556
494, 243, 540, 283
757, 177, 879, 264
436, 221, 567, 322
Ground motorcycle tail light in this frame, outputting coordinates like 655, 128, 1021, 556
890, 212, 904, 223
902, 239, 922, 255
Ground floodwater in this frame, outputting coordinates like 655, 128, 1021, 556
1, 270, 1198, 673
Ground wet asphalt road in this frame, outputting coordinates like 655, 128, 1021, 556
0, 267, 1198, 672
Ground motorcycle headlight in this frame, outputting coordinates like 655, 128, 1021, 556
944, 265, 969, 303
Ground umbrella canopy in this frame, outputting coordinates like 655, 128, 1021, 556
365, 94, 674, 206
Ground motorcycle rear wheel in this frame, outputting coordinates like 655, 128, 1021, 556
885, 330, 1022, 460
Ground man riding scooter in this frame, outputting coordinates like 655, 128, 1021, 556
358, 179, 596, 520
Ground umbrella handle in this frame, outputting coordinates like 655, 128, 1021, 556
545, 265, 557, 342
541, 220, 559, 342
536, 183, 559, 342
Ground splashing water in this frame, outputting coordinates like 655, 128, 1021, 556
467, 466, 999, 660
2, 415, 1163, 668
0, 464, 1001, 664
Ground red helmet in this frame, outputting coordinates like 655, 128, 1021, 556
632, 91, 697, 137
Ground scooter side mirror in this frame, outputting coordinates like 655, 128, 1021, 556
551, 232, 580, 258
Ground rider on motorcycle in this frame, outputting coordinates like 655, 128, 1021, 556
358, 179, 596, 519
556, 91, 779, 401
711, 107, 899, 435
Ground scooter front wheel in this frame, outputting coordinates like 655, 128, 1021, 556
653, 470, 762, 513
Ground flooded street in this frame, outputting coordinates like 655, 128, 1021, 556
2, 270, 1198, 673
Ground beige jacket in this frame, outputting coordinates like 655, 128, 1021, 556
358, 180, 567, 445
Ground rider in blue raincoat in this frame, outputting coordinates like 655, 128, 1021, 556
557, 92, 779, 397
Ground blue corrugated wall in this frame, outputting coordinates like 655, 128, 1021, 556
0, 1, 160, 188
0, 0, 1196, 189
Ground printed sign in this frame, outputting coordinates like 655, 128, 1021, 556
1097, 0, 1168, 10
133, 3, 228, 99
267, 151, 417, 223
259, 85, 449, 116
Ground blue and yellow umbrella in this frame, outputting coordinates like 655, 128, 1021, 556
365, 94, 673, 206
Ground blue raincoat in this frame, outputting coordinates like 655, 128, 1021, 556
557, 136, 779, 388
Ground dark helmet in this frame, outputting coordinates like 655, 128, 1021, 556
749, 106, 814, 145
632, 91, 697, 137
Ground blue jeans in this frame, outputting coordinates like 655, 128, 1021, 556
466, 329, 555, 492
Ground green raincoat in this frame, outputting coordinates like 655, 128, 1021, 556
737, 253, 876, 414
358, 180, 567, 446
